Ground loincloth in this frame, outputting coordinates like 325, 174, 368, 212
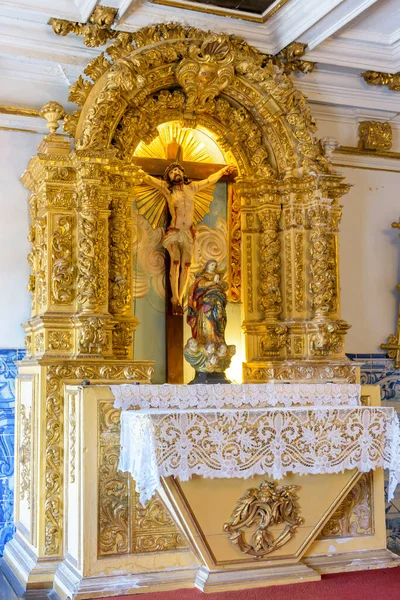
162, 228, 194, 252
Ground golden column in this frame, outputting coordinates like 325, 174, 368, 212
4, 109, 153, 590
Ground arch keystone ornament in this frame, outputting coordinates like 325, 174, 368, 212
224, 481, 304, 558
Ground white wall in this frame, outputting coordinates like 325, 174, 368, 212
338, 166, 400, 353
0, 130, 39, 348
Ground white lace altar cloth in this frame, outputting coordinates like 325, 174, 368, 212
118, 406, 400, 506
112, 383, 361, 410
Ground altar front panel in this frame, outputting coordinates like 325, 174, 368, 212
50, 383, 400, 599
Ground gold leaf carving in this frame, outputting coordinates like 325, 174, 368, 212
176, 35, 235, 112
48, 331, 71, 351
49, 6, 118, 48
78, 317, 107, 354
320, 473, 374, 538
98, 401, 185, 556
84, 53, 112, 82
361, 71, 400, 92
246, 236, 253, 313
51, 215, 74, 305
224, 481, 303, 558
358, 121, 392, 151
259, 209, 282, 315
228, 186, 241, 303
77, 209, 108, 310
44, 363, 153, 556
68, 75, 93, 107
20, 404, 31, 508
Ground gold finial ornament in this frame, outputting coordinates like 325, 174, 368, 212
39, 101, 66, 134
224, 481, 304, 558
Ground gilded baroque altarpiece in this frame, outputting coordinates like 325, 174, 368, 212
6, 18, 396, 599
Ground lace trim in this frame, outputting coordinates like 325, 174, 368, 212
118, 407, 400, 506
112, 383, 361, 410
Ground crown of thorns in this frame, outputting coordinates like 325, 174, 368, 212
163, 162, 185, 181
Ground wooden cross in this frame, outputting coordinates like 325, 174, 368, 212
133, 143, 235, 384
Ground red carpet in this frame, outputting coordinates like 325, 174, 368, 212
102, 568, 400, 600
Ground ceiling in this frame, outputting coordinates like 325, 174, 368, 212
0, 0, 399, 135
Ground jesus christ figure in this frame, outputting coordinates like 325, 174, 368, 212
142, 162, 235, 314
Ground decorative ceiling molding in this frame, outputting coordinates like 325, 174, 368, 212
294, 67, 400, 112
361, 70, 400, 91
74, 0, 98, 22
333, 148, 400, 172
298, 0, 379, 51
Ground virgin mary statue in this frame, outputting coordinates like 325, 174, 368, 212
187, 259, 228, 345
185, 260, 235, 383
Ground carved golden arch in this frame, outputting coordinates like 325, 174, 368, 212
59, 24, 354, 381
23, 23, 357, 389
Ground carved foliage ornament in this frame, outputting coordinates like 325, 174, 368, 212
361, 71, 400, 92
49, 6, 118, 48
224, 481, 303, 558
175, 35, 235, 112
358, 121, 393, 152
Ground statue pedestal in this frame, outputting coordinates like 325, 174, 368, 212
4, 384, 400, 599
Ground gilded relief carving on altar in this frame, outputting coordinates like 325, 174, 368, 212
224, 481, 303, 558
98, 400, 186, 556
319, 473, 374, 538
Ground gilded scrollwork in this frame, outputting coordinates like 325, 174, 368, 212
361, 70, 400, 92
285, 233, 293, 314
69, 397, 76, 484
224, 481, 303, 558
358, 121, 392, 151
307, 201, 337, 317
109, 195, 132, 315
246, 236, 254, 313
98, 400, 186, 556
51, 215, 74, 305
44, 363, 153, 556
20, 404, 31, 508
294, 232, 305, 312
77, 208, 108, 311
320, 473, 374, 538
49, 6, 118, 48
175, 35, 235, 111
48, 331, 72, 352
78, 317, 107, 354
112, 321, 138, 358
244, 363, 357, 384
259, 209, 282, 316
228, 186, 241, 303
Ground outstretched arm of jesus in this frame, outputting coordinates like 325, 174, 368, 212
192, 165, 236, 192
141, 172, 169, 194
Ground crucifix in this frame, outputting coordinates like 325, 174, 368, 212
133, 141, 235, 384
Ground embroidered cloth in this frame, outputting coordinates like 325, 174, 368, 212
112, 383, 361, 410
118, 405, 400, 506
